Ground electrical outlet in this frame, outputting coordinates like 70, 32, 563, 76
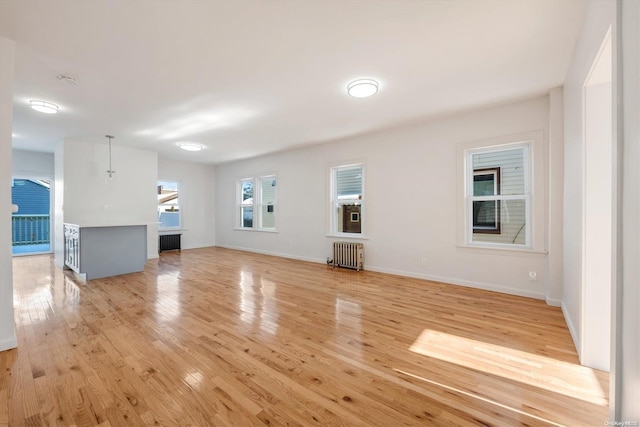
420, 257, 428, 266
528, 271, 537, 281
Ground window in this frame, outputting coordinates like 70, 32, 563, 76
473, 168, 501, 233
158, 180, 181, 229
466, 144, 529, 246
239, 179, 254, 228
259, 176, 277, 230
237, 175, 276, 231
331, 164, 364, 235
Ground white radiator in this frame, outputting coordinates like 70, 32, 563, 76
329, 242, 364, 271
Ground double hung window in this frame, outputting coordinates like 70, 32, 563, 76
467, 144, 529, 247
330, 164, 364, 236
237, 175, 277, 231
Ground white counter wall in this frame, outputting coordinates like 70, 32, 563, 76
54, 139, 159, 265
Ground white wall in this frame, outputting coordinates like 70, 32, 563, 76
12, 149, 54, 177
616, 0, 640, 420
216, 96, 551, 298
0, 37, 17, 352
53, 141, 64, 267
158, 158, 216, 250
583, 80, 612, 371
54, 139, 159, 265
546, 87, 564, 306
562, 0, 615, 364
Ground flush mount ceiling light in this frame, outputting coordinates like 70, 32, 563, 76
29, 100, 59, 114
347, 79, 379, 98
178, 142, 204, 152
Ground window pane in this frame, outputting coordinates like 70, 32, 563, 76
337, 204, 361, 233
242, 180, 253, 203
158, 180, 180, 229
336, 167, 362, 199
473, 200, 499, 231
260, 177, 276, 229
473, 173, 496, 196
472, 199, 526, 245
242, 206, 253, 228
260, 177, 276, 203
261, 205, 275, 228
472, 149, 524, 195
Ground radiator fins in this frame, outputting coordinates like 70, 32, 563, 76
159, 234, 181, 252
327, 242, 363, 271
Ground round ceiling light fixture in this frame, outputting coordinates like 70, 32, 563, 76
347, 79, 379, 98
177, 142, 204, 152
29, 100, 59, 114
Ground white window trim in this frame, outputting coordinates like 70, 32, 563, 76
456, 130, 545, 253
235, 174, 277, 232
158, 178, 182, 232
328, 162, 366, 238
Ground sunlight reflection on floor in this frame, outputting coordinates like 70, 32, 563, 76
409, 329, 608, 406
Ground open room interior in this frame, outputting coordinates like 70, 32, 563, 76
1, 0, 639, 425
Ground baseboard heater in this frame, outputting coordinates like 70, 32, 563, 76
159, 234, 181, 252
327, 241, 364, 271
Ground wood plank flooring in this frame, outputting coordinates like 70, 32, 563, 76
1, 248, 608, 426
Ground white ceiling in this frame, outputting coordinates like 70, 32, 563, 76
1, 0, 587, 165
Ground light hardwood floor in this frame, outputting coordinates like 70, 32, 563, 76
1, 248, 608, 426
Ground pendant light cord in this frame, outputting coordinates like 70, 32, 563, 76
106, 135, 115, 175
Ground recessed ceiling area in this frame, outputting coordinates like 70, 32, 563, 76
0, 1, 587, 165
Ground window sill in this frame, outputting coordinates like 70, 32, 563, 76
233, 228, 279, 233
325, 234, 369, 240
159, 228, 185, 234
456, 243, 547, 257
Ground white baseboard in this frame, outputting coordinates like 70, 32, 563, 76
545, 297, 562, 307
214, 245, 546, 300
0, 337, 17, 352
364, 265, 546, 300
215, 244, 326, 265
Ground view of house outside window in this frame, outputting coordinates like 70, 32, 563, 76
331, 164, 364, 235
468, 145, 528, 246
158, 180, 181, 229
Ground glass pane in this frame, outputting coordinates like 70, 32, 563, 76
337, 204, 361, 234
472, 148, 525, 195
260, 177, 276, 204
336, 166, 362, 199
242, 180, 253, 203
242, 206, 253, 228
158, 180, 180, 228
472, 199, 526, 245
261, 204, 276, 229
473, 200, 499, 230
473, 173, 496, 196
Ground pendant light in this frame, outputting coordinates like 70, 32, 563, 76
105, 135, 116, 184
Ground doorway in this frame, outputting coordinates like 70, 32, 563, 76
11, 177, 52, 256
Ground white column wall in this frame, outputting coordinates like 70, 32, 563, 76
0, 37, 17, 352
562, 0, 615, 361
614, 0, 640, 420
